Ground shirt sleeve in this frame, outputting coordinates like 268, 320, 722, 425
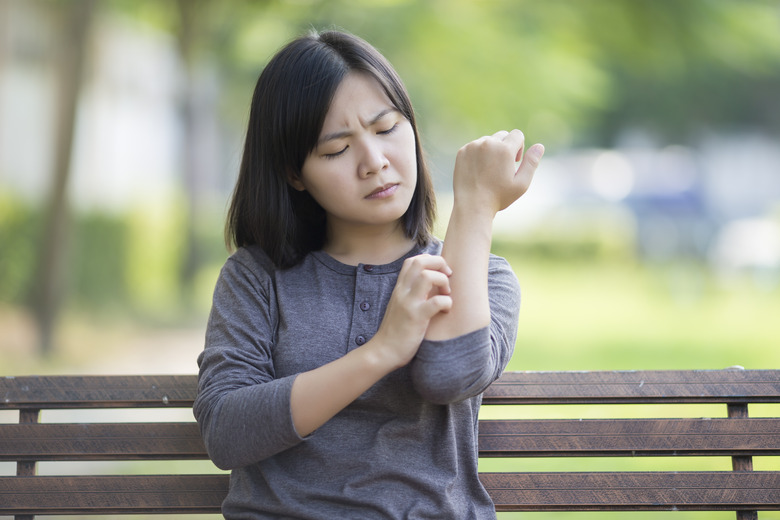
192, 248, 305, 470
410, 254, 520, 404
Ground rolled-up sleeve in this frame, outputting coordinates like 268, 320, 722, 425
410, 255, 520, 404
193, 250, 305, 470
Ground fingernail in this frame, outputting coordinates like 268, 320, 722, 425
530, 144, 545, 158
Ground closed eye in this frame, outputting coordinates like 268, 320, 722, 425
378, 123, 398, 136
323, 145, 348, 159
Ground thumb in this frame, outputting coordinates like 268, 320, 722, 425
514, 143, 544, 189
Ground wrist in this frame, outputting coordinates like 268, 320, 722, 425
359, 335, 408, 373
451, 192, 498, 221
444, 203, 494, 249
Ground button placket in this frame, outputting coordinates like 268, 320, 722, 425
350, 265, 379, 351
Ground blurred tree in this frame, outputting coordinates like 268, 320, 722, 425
570, 0, 780, 144
288, 0, 780, 148
29, 0, 96, 355
106, 0, 281, 309
175, 0, 210, 305
8, 0, 780, 356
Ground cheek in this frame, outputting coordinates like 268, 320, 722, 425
396, 127, 419, 173
299, 165, 349, 208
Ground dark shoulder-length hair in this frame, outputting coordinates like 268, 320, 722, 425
225, 29, 436, 269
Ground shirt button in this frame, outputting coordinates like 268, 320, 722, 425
363, 264, 374, 273
355, 335, 366, 346
360, 301, 370, 311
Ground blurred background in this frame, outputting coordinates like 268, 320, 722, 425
1, 0, 779, 376
1, 2, 779, 519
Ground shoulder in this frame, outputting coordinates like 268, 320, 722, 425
215, 245, 278, 294
229, 245, 276, 274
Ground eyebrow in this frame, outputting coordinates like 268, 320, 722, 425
317, 108, 398, 145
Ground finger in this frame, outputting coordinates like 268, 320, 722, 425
427, 270, 452, 296
499, 129, 525, 161
514, 143, 544, 189
492, 130, 510, 140
422, 294, 453, 317
518, 143, 544, 175
402, 254, 452, 277
409, 269, 451, 300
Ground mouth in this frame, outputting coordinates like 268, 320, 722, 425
365, 183, 399, 200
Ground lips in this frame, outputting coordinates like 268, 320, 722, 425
365, 183, 399, 199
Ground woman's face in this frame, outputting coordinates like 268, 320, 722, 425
294, 72, 418, 239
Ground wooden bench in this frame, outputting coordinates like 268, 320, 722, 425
1, 369, 778, 518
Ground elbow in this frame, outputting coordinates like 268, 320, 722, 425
195, 408, 239, 470
205, 445, 240, 471
411, 328, 497, 404
410, 360, 490, 405
194, 396, 248, 471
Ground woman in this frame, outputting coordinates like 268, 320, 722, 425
194, 29, 543, 519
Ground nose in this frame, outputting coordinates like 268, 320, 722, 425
358, 138, 388, 178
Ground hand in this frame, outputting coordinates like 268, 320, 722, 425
452, 129, 544, 215
370, 254, 452, 368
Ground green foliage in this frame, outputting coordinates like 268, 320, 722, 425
260, 0, 780, 148
98, 0, 780, 150
123, 200, 186, 316
0, 194, 223, 321
69, 211, 129, 308
98, 0, 780, 157
0, 197, 42, 304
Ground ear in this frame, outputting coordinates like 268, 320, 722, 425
287, 170, 306, 192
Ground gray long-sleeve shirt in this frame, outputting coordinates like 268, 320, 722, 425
193, 241, 521, 519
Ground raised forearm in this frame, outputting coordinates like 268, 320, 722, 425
424, 206, 494, 340
425, 131, 543, 341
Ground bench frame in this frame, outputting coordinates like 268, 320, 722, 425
1, 369, 779, 518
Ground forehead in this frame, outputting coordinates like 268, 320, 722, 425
322, 73, 395, 128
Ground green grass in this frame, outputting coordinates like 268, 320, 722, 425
501, 256, 780, 372
490, 253, 780, 520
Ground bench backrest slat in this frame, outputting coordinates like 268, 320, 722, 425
479, 418, 780, 457
483, 369, 780, 404
482, 472, 780, 511
3, 472, 777, 514
0, 475, 228, 515
3, 418, 778, 461
1, 375, 196, 409
0, 423, 207, 461
5, 370, 780, 408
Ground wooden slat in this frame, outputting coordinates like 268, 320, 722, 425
480, 471, 780, 511
5, 418, 776, 461
0, 423, 208, 461
4, 473, 776, 514
478, 418, 780, 457
0, 375, 198, 409
4, 371, 779, 409
484, 370, 780, 405
0, 475, 228, 514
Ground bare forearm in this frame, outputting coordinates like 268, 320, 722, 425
290, 343, 395, 437
425, 206, 494, 341
425, 131, 542, 342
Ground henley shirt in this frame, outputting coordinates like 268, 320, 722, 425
194, 240, 521, 519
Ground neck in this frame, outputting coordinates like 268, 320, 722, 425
323, 221, 416, 266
